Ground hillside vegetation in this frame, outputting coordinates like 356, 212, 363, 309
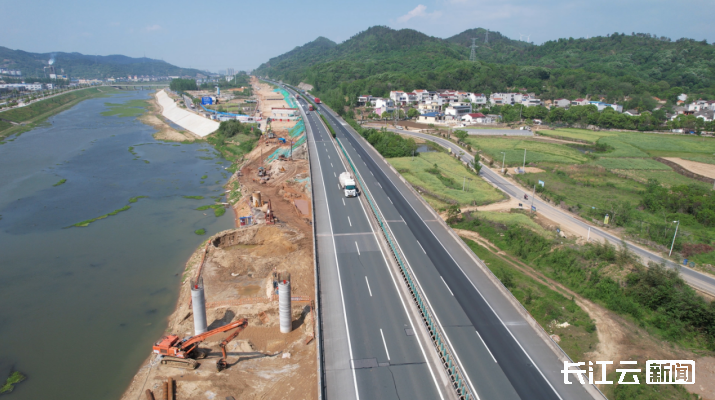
255, 26, 715, 109
0, 46, 205, 79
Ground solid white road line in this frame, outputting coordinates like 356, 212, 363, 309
440, 276, 454, 296
365, 276, 372, 296
380, 328, 391, 361
348, 216, 352, 227
356, 241, 361, 256
417, 240, 426, 254
476, 330, 497, 363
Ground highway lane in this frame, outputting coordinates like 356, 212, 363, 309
318, 107, 598, 399
385, 128, 715, 296
300, 101, 445, 399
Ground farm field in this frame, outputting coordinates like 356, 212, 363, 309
539, 128, 617, 143
388, 152, 504, 208
612, 169, 711, 189
466, 136, 588, 164
593, 158, 670, 170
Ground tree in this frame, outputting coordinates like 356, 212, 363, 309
407, 108, 420, 119
453, 130, 468, 141
446, 204, 462, 223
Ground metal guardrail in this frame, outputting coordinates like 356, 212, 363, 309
334, 136, 475, 400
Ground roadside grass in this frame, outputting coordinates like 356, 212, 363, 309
466, 137, 588, 165
462, 238, 598, 362
101, 99, 148, 117
454, 212, 715, 352
515, 164, 644, 210
593, 158, 670, 170
539, 128, 617, 143
53, 178, 67, 186
474, 211, 552, 237
388, 152, 504, 207
600, 371, 699, 400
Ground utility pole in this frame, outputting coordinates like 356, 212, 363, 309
501, 151, 506, 174
531, 185, 535, 213
669, 220, 680, 257
522, 149, 526, 173
463, 176, 466, 191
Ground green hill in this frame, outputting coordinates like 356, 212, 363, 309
255, 26, 715, 108
0, 46, 206, 79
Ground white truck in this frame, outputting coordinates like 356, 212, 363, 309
339, 172, 357, 197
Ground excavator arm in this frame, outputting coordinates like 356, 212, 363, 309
179, 318, 249, 352
216, 320, 249, 371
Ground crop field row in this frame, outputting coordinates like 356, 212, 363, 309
593, 158, 671, 170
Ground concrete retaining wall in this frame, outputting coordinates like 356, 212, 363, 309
156, 90, 219, 137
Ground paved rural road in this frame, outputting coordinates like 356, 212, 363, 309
387, 128, 715, 296
305, 100, 601, 398
299, 101, 449, 400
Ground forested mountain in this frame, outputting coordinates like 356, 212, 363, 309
0, 46, 206, 79
255, 26, 715, 108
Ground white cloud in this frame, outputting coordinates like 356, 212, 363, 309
396, 5, 441, 23
145, 24, 161, 32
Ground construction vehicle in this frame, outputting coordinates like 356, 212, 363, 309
258, 167, 266, 177
314, 97, 321, 104
152, 318, 248, 370
278, 138, 287, 144
339, 172, 358, 197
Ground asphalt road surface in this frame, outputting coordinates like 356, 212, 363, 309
301, 102, 447, 400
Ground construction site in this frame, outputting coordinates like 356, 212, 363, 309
121, 77, 316, 400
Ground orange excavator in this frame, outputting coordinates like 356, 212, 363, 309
152, 318, 248, 370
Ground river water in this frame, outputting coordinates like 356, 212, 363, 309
0, 90, 234, 399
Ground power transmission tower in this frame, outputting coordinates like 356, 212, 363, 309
469, 38, 478, 62
484, 30, 489, 44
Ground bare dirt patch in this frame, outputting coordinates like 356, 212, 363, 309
663, 157, 715, 180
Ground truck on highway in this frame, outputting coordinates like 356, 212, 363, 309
339, 172, 357, 197
314, 97, 321, 104
308, 105, 314, 111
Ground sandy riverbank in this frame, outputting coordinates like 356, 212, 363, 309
120, 78, 317, 400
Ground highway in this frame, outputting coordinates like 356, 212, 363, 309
382, 128, 715, 296
311, 101, 601, 399
299, 100, 449, 399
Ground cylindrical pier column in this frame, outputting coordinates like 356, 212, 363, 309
278, 273, 291, 333
191, 278, 208, 335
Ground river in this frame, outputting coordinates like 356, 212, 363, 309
0, 90, 234, 399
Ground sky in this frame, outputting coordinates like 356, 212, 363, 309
2, 0, 714, 73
